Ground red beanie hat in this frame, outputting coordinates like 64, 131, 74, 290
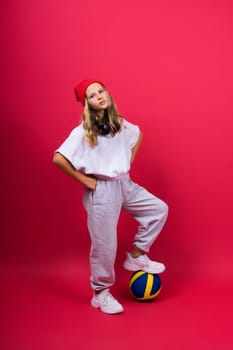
74, 79, 105, 105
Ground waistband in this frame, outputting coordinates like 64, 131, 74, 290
95, 173, 129, 181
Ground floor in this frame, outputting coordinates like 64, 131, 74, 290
1, 257, 233, 350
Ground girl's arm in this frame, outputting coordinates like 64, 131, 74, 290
53, 152, 97, 190
130, 131, 143, 164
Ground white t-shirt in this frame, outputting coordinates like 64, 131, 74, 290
55, 118, 140, 179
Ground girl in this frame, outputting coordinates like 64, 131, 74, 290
53, 79, 168, 314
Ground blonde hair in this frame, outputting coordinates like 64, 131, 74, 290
82, 91, 122, 147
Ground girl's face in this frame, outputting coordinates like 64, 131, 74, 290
85, 83, 109, 113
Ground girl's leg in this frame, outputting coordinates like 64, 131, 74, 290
122, 176, 168, 254
82, 180, 122, 291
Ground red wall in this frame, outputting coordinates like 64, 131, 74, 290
2, 0, 233, 283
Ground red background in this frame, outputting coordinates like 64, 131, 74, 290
1, 1, 233, 349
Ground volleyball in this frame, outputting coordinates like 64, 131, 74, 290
129, 270, 161, 301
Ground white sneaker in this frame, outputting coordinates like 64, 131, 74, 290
123, 252, 166, 274
91, 289, 124, 314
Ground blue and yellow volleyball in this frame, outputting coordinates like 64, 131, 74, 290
129, 270, 161, 301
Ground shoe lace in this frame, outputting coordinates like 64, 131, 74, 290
138, 254, 150, 264
102, 290, 116, 306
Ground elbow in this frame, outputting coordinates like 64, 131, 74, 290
52, 152, 60, 166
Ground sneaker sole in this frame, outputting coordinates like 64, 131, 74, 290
123, 261, 165, 274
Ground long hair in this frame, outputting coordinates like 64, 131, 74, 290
82, 91, 122, 147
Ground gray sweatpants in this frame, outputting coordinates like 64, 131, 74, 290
82, 174, 168, 291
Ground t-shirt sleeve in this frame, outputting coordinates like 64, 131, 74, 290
122, 119, 140, 148
55, 126, 84, 170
